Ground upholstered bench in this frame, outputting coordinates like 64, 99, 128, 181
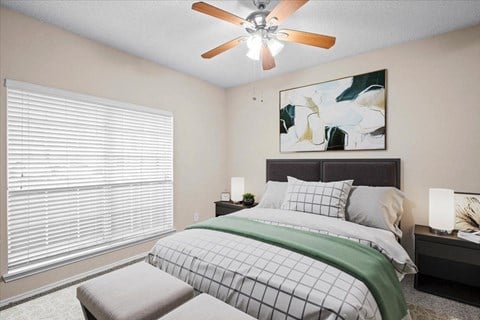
159, 293, 256, 320
77, 262, 193, 320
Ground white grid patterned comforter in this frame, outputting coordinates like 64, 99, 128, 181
147, 209, 413, 320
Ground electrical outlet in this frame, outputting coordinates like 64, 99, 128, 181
193, 212, 199, 222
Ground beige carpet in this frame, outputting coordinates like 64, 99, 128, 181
402, 275, 479, 320
0, 273, 478, 320
408, 304, 449, 320
0, 284, 82, 320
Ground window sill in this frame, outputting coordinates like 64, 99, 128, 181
2, 229, 175, 282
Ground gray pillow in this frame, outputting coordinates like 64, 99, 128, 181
346, 186, 405, 238
257, 181, 287, 209
281, 177, 353, 219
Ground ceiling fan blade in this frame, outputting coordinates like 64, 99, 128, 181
267, 0, 309, 25
279, 29, 336, 49
192, 2, 248, 27
201, 36, 245, 59
261, 46, 276, 70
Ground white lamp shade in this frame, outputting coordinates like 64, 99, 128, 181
231, 177, 245, 202
246, 48, 260, 61
246, 36, 284, 61
429, 188, 455, 232
246, 35, 262, 60
268, 38, 284, 57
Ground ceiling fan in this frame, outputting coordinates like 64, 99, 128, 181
192, 0, 336, 71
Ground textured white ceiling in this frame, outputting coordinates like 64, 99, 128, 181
1, 0, 480, 88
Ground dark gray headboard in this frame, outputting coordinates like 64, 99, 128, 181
266, 159, 401, 189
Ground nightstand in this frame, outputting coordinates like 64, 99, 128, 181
414, 224, 480, 307
214, 201, 257, 217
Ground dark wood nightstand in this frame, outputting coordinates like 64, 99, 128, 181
214, 201, 257, 217
414, 224, 480, 307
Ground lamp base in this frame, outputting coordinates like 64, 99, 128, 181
429, 227, 453, 235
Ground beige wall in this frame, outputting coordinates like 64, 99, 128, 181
0, 8, 226, 300
1, 4, 479, 302
225, 24, 480, 256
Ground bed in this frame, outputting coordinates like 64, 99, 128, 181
147, 158, 416, 320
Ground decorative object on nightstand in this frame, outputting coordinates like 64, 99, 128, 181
429, 188, 455, 234
231, 177, 245, 203
457, 230, 480, 244
414, 224, 480, 307
454, 191, 480, 232
221, 192, 230, 202
242, 193, 255, 207
214, 201, 257, 217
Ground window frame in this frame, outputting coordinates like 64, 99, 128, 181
3, 79, 175, 282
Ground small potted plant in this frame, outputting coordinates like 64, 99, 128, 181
242, 193, 255, 207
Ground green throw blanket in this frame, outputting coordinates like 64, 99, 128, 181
187, 216, 407, 320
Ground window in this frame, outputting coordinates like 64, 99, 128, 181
5, 80, 174, 280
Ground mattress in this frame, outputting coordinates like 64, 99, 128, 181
147, 208, 415, 320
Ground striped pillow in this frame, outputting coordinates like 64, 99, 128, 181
281, 177, 353, 219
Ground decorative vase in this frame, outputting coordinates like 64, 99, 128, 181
243, 197, 255, 207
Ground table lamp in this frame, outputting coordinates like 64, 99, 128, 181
231, 177, 245, 203
429, 188, 455, 234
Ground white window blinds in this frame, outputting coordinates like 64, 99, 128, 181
5, 80, 174, 280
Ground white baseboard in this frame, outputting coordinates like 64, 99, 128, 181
0, 252, 147, 309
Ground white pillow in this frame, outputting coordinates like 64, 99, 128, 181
346, 186, 405, 238
257, 181, 288, 209
281, 177, 353, 219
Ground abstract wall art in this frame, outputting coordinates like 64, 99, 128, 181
279, 69, 386, 152
455, 192, 480, 231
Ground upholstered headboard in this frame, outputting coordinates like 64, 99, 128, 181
266, 159, 401, 189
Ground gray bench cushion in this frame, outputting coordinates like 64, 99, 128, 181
159, 294, 256, 320
77, 262, 193, 320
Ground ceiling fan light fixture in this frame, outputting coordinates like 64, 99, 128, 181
247, 34, 263, 50
268, 37, 284, 56
246, 34, 262, 60
246, 35, 284, 61
247, 47, 260, 60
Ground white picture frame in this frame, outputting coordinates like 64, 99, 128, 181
454, 192, 480, 231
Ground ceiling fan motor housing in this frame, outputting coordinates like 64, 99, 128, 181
246, 11, 268, 29
245, 10, 278, 35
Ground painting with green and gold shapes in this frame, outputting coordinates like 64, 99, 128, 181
279, 69, 386, 152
